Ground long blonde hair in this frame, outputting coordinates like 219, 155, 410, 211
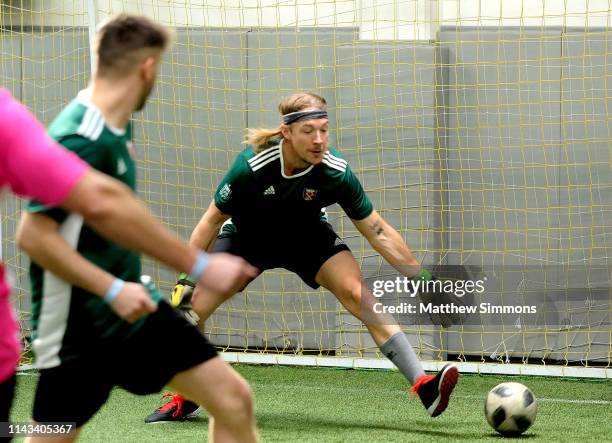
244, 92, 327, 152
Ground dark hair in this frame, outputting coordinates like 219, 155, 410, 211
96, 14, 171, 76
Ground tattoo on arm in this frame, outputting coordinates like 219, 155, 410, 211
371, 219, 384, 236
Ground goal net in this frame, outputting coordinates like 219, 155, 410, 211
1, 0, 610, 377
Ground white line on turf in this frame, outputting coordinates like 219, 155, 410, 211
15, 373, 611, 405
247, 381, 612, 405
455, 394, 612, 405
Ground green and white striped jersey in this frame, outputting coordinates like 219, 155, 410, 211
215, 138, 373, 236
27, 91, 160, 369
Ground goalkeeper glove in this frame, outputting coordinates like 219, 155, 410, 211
413, 269, 466, 328
170, 273, 200, 326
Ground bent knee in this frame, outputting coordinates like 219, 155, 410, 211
338, 280, 386, 318
338, 283, 366, 310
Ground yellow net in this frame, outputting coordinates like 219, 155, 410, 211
2, 0, 610, 373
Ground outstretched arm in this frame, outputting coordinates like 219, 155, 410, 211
167, 202, 232, 323
3, 90, 208, 282
352, 210, 421, 277
354, 210, 464, 328
61, 169, 200, 274
21, 171, 256, 303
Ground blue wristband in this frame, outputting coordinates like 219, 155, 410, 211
104, 278, 125, 304
189, 252, 209, 282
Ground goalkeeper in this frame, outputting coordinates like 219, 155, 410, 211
146, 92, 460, 424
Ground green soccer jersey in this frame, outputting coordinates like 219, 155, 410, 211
27, 91, 160, 369
215, 138, 373, 236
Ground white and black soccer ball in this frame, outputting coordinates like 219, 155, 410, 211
485, 382, 537, 436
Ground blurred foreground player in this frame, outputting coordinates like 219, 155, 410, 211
18, 15, 258, 443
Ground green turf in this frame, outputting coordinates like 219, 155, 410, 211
10, 365, 612, 442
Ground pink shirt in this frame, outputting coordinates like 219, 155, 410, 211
0, 88, 88, 383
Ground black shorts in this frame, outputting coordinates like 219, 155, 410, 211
0, 374, 16, 423
33, 301, 217, 427
213, 222, 350, 289
0, 373, 16, 442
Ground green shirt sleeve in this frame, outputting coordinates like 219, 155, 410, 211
338, 166, 374, 220
214, 152, 252, 215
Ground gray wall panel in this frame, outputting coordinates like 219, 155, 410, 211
20, 30, 90, 124
440, 28, 565, 361
439, 29, 562, 267
139, 30, 247, 235
561, 31, 612, 268
336, 43, 439, 266
242, 29, 357, 351
557, 31, 612, 362
0, 33, 22, 98
5, 31, 89, 334
137, 30, 249, 343
335, 42, 439, 356
3, 25, 609, 361
246, 29, 356, 133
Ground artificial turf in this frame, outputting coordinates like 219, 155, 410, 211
10, 364, 612, 442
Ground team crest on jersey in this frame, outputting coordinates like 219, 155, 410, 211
303, 188, 318, 201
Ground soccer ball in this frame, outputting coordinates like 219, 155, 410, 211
485, 382, 537, 436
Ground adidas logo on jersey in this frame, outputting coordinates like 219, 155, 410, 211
263, 186, 275, 195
